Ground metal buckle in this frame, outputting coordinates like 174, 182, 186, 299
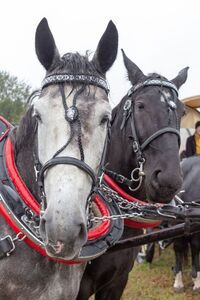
0, 235, 15, 256
117, 174, 125, 184
123, 99, 132, 111
132, 141, 139, 153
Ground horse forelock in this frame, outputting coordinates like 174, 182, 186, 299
47, 52, 104, 78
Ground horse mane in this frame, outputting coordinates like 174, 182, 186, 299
48, 52, 104, 78
10, 106, 37, 156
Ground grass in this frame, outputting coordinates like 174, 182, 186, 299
121, 245, 200, 300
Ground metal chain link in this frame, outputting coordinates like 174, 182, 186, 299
90, 184, 161, 223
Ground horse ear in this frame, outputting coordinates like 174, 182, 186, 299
35, 18, 60, 71
121, 49, 145, 84
171, 67, 189, 89
93, 21, 118, 74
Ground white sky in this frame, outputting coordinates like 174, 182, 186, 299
0, 0, 200, 106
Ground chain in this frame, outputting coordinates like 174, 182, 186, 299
90, 184, 200, 224
21, 209, 41, 238
90, 184, 161, 223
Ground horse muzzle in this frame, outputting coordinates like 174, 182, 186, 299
39, 215, 87, 259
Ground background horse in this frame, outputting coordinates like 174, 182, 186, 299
0, 18, 118, 299
173, 156, 200, 292
77, 51, 188, 300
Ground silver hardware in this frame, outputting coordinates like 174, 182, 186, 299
14, 232, 26, 242
157, 208, 176, 219
174, 194, 184, 204
129, 159, 145, 191
66, 106, 78, 122
0, 235, 15, 256
168, 100, 177, 109
128, 79, 178, 97
90, 184, 161, 224
123, 99, 132, 111
34, 165, 40, 180
132, 141, 139, 153
0, 232, 26, 256
41, 74, 109, 93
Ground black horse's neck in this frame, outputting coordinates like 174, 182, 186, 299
105, 97, 146, 200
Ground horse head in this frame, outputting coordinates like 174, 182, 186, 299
107, 50, 188, 204
13, 18, 118, 260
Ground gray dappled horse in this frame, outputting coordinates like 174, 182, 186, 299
173, 156, 200, 292
0, 18, 118, 299
77, 52, 188, 300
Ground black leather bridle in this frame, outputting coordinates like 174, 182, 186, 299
34, 73, 110, 212
107, 78, 181, 191
126, 79, 180, 163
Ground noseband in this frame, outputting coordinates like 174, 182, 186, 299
108, 79, 180, 191
34, 73, 110, 212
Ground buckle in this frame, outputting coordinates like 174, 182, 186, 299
0, 235, 15, 256
132, 141, 139, 152
0, 232, 26, 257
123, 99, 132, 111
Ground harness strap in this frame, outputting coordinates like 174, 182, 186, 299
127, 79, 178, 97
42, 74, 109, 94
38, 156, 97, 211
0, 235, 15, 258
140, 127, 180, 150
39, 156, 97, 187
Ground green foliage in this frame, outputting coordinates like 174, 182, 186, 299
0, 70, 31, 123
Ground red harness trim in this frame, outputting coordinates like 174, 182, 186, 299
0, 116, 11, 142
5, 138, 40, 214
103, 174, 161, 229
5, 138, 111, 241
1, 137, 111, 263
0, 118, 160, 263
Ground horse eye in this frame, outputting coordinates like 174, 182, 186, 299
100, 115, 110, 126
136, 102, 145, 109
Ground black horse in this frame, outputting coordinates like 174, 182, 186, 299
173, 156, 200, 292
77, 51, 188, 299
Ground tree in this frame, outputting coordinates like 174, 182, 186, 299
0, 70, 31, 123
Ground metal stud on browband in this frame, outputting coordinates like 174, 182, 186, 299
41, 74, 109, 94
127, 79, 179, 97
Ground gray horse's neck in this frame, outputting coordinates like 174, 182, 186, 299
2, 129, 86, 300
0, 214, 85, 299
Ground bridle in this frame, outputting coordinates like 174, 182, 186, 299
107, 78, 181, 191
33, 73, 110, 213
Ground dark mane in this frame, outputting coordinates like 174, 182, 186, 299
9, 107, 38, 197
48, 52, 104, 78
10, 107, 36, 154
